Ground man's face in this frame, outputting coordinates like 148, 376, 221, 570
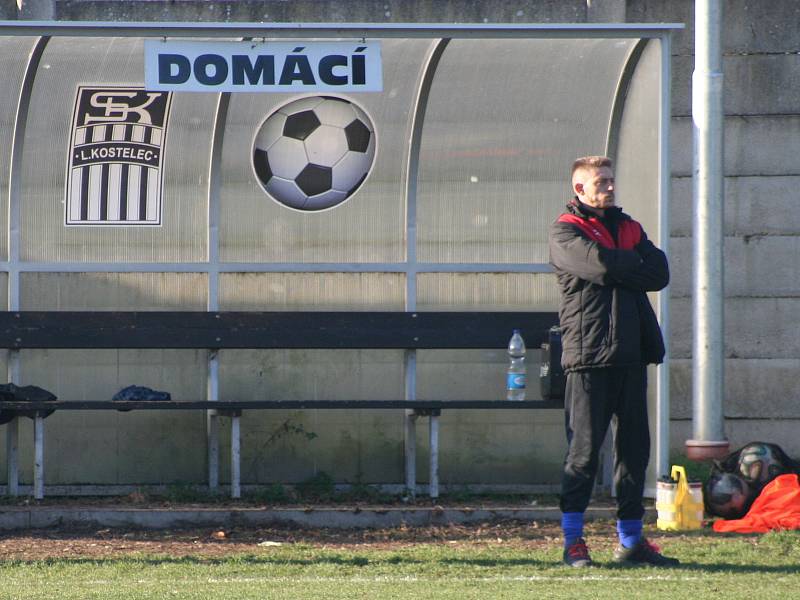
574, 166, 615, 210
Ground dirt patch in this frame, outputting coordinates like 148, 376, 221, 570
0, 519, 633, 561
0, 493, 630, 560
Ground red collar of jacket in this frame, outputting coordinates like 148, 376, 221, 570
558, 200, 642, 250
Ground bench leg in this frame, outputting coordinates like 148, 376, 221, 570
6, 350, 19, 496
33, 414, 44, 499
404, 410, 417, 498
207, 350, 220, 490
5, 416, 19, 496
429, 415, 439, 499
207, 411, 219, 490
230, 414, 241, 499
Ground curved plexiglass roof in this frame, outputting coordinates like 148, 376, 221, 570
417, 38, 640, 264
0, 26, 669, 312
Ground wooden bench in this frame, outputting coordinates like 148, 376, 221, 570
0, 311, 560, 499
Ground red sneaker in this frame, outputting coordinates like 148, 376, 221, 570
563, 538, 593, 567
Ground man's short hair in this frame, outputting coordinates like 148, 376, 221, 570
571, 156, 613, 179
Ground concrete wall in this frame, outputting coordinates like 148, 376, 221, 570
3, 0, 798, 480
629, 0, 800, 458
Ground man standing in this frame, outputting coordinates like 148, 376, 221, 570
549, 156, 678, 567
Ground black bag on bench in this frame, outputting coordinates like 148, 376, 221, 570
112, 385, 171, 411
539, 326, 565, 403
0, 383, 58, 423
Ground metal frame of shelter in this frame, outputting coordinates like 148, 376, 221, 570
0, 21, 681, 496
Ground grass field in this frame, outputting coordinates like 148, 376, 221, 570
0, 524, 797, 599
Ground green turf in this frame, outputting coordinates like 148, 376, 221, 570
0, 530, 797, 599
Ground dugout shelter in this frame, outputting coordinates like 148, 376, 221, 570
0, 21, 679, 496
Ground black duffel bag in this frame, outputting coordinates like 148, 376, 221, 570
0, 383, 58, 423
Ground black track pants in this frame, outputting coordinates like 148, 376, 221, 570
559, 366, 650, 521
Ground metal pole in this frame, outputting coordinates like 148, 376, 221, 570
687, 0, 729, 460
404, 350, 417, 499
6, 37, 46, 498
428, 415, 439, 499
6, 351, 20, 496
207, 351, 220, 490
0, 21, 685, 40
5, 414, 19, 496
33, 414, 44, 499
206, 92, 227, 492
230, 414, 241, 499
404, 413, 417, 497
401, 40, 446, 501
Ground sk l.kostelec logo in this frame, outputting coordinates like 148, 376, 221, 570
65, 87, 172, 226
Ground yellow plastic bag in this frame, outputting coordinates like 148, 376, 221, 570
656, 465, 704, 530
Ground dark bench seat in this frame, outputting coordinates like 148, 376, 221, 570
0, 311, 560, 499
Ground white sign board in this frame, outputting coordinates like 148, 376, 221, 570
144, 40, 382, 92
65, 87, 172, 226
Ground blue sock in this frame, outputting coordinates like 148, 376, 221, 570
562, 512, 584, 547
617, 519, 643, 548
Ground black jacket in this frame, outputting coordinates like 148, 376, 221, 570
548, 200, 669, 372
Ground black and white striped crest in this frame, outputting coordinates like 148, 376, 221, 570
65, 87, 171, 226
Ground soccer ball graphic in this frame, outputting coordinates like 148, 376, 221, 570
252, 96, 377, 211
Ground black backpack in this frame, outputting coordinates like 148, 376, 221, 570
539, 326, 565, 403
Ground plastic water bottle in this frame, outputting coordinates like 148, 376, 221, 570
506, 330, 527, 401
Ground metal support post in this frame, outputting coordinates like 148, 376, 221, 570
207, 349, 220, 489
5, 417, 19, 496
403, 349, 418, 498
33, 414, 44, 499
404, 409, 417, 498
230, 413, 241, 499
6, 350, 20, 496
428, 414, 439, 498
688, 0, 729, 460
